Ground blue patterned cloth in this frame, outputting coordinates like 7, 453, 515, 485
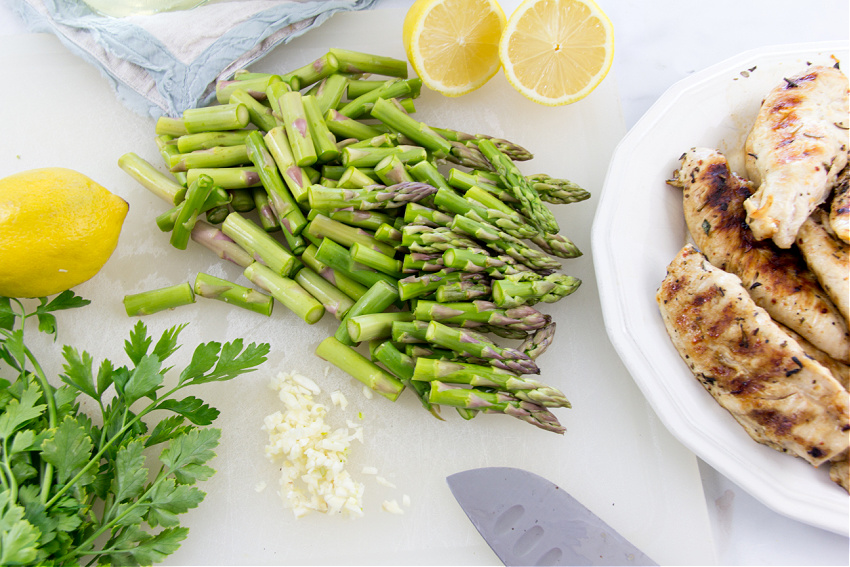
10, 0, 380, 118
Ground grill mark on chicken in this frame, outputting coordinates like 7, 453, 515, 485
670, 148, 850, 363
657, 245, 850, 469
743, 65, 850, 249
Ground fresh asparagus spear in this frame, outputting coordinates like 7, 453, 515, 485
412, 358, 569, 408
346, 311, 415, 343
308, 182, 437, 212
526, 173, 591, 204
118, 152, 185, 204
216, 73, 281, 103
190, 221, 253, 268
229, 88, 278, 132
155, 116, 189, 137
334, 280, 400, 346
491, 273, 581, 308
424, 321, 539, 375
301, 244, 368, 301
302, 94, 340, 162
193, 272, 274, 316
156, 185, 230, 232
369, 97, 452, 155
279, 91, 317, 166
325, 109, 384, 140
427, 381, 564, 434
413, 300, 549, 331
183, 103, 250, 132
315, 337, 404, 401
243, 262, 325, 324
477, 138, 559, 234
450, 213, 562, 271
313, 236, 398, 289
280, 52, 340, 90
372, 340, 441, 418
169, 144, 251, 172
349, 242, 404, 278
170, 174, 215, 250
328, 48, 409, 78
294, 265, 355, 320
313, 73, 349, 114
221, 212, 297, 277
123, 282, 196, 316
306, 213, 396, 257
186, 167, 261, 189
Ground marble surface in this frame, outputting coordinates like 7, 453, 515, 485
1, 0, 849, 564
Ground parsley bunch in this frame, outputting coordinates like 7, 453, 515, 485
0, 291, 270, 565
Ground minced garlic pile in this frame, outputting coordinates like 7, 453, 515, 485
262, 370, 366, 518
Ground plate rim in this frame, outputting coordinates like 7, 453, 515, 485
591, 39, 850, 536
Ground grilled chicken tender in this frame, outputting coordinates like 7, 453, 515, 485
830, 453, 849, 491
670, 147, 850, 363
796, 207, 850, 321
656, 244, 850, 468
743, 64, 850, 249
829, 166, 850, 244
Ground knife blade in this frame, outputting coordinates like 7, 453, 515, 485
447, 467, 657, 566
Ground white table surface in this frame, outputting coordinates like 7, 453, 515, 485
1, 0, 849, 565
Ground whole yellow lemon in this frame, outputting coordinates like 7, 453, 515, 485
0, 167, 129, 298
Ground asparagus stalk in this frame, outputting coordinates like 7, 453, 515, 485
373, 223, 402, 246
530, 232, 582, 259
244, 130, 308, 236
477, 138, 559, 234
229, 88, 277, 132
334, 280, 400, 345
349, 242, 404, 278
190, 221, 253, 268
301, 244, 368, 301
263, 126, 312, 203
346, 311, 415, 343
183, 103, 250, 132
403, 203, 454, 227
251, 187, 279, 232
155, 135, 188, 186
221, 212, 297, 277
329, 48, 409, 78
427, 381, 564, 434
341, 145, 427, 168
338, 78, 420, 119
186, 167, 261, 189
123, 282, 196, 316
315, 337, 404, 401
118, 152, 185, 204
451, 214, 562, 271
170, 174, 215, 250
306, 213, 396, 257
294, 265, 355, 320
216, 73, 281, 103
313, 236, 398, 289
205, 205, 229, 224
169, 144, 251, 172
302, 94, 340, 162
434, 187, 539, 240
491, 274, 581, 308
374, 154, 415, 186
313, 73, 349, 114
193, 272, 274, 316
265, 80, 291, 125
156, 185, 230, 232
325, 109, 384, 140
369, 97, 452, 155
407, 159, 453, 192
412, 358, 569, 408
279, 91, 317, 166
243, 262, 325, 324
413, 300, 549, 331
155, 116, 188, 137
424, 321, 539, 375
402, 252, 445, 273
372, 340, 441, 417
434, 280, 491, 302
397, 270, 485, 301
337, 165, 380, 189
327, 209, 394, 232
308, 182, 437, 212
391, 320, 430, 343
280, 52, 340, 90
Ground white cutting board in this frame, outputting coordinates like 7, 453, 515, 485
1, 9, 716, 565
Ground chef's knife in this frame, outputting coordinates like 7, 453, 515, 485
447, 467, 657, 566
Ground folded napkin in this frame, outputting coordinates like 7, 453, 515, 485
9, 0, 381, 118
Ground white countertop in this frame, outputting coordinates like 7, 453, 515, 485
1, 0, 848, 564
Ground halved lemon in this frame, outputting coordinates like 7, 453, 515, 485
403, 0, 507, 97
499, 0, 615, 106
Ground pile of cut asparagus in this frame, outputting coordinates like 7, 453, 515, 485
119, 49, 590, 434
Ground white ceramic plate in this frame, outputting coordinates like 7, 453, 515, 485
592, 41, 850, 536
